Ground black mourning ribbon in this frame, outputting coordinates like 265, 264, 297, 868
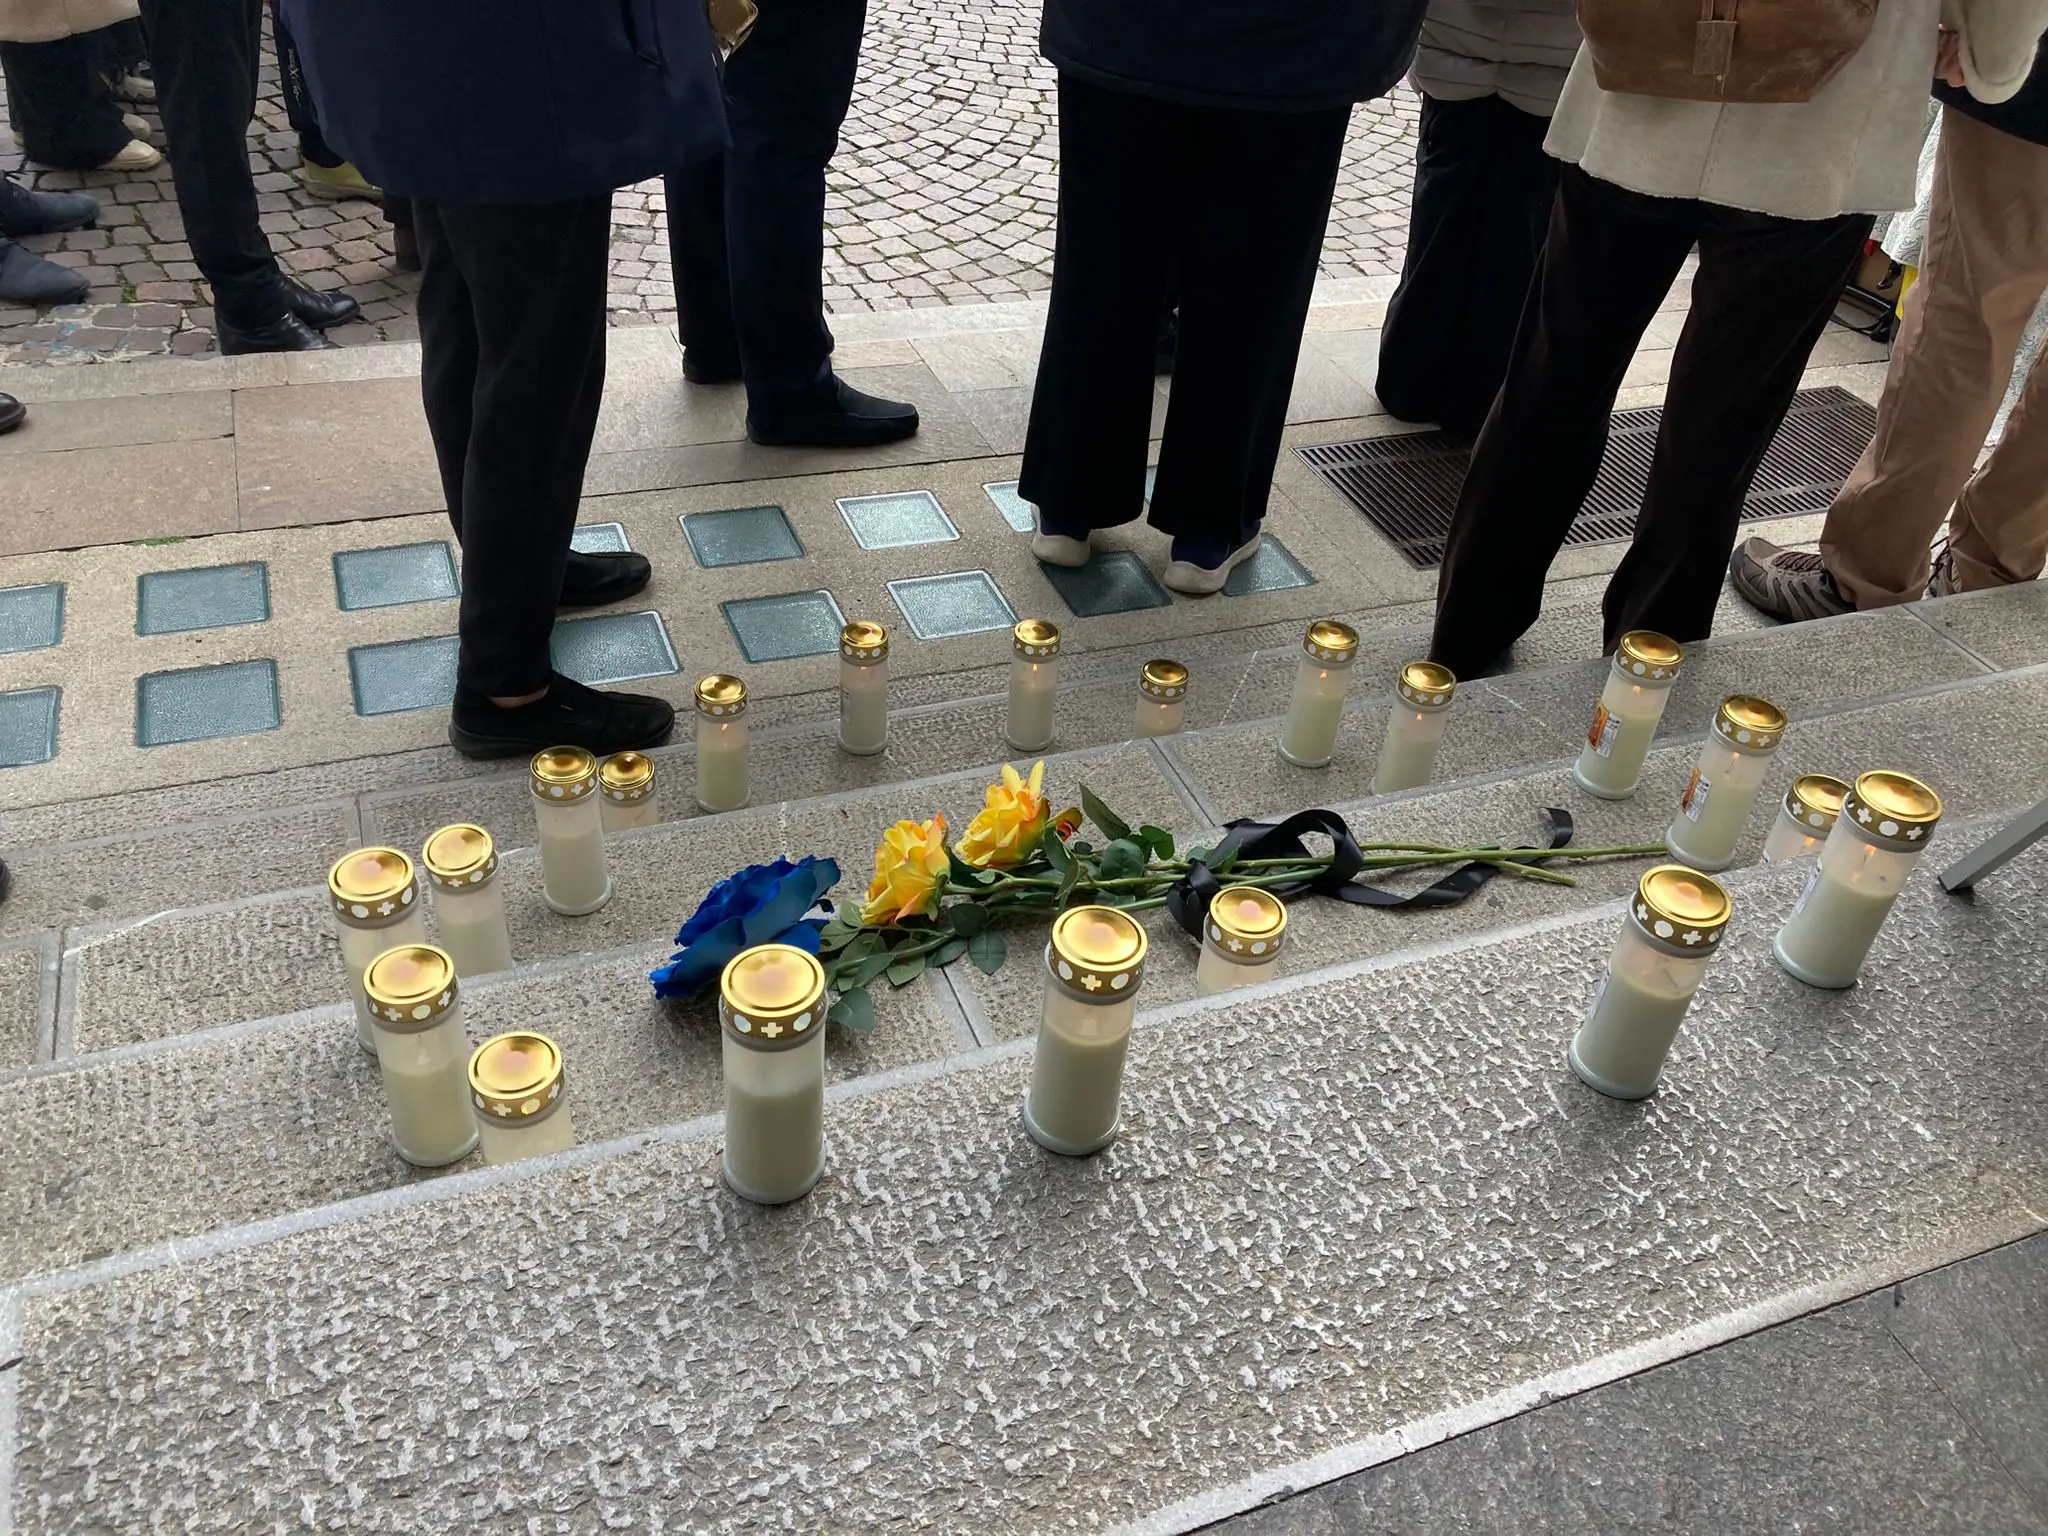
1166, 807, 1576, 940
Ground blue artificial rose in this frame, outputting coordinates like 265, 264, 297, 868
649, 855, 841, 1000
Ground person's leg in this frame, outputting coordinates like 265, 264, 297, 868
412, 198, 477, 546
1606, 204, 1872, 647
665, 157, 741, 379
1148, 98, 1350, 590
1017, 75, 1176, 547
1429, 167, 1697, 678
0, 36, 131, 170
1949, 317, 2048, 590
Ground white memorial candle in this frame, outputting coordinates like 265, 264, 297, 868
1573, 631, 1684, 800
837, 619, 891, 755
599, 751, 660, 833
1760, 773, 1850, 864
423, 823, 514, 978
720, 943, 830, 1204
695, 674, 751, 813
1006, 619, 1060, 752
365, 944, 478, 1167
1569, 865, 1731, 1100
328, 847, 429, 1056
1135, 659, 1189, 738
1372, 660, 1457, 794
531, 747, 611, 915
469, 1031, 574, 1166
1194, 885, 1287, 996
1775, 771, 1942, 989
1278, 619, 1360, 768
1025, 905, 1149, 1156
1664, 695, 1788, 873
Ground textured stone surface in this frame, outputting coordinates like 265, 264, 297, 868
13, 855, 2047, 1531
0, 940, 47, 1069
1914, 582, 2048, 670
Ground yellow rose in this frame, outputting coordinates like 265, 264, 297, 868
955, 761, 1049, 870
860, 813, 951, 925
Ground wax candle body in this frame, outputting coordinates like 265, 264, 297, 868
1136, 694, 1184, 738
1372, 706, 1449, 794
375, 1007, 478, 1167
840, 655, 889, 755
1195, 942, 1279, 996
697, 716, 750, 812
536, 796, 611, 915
339, 911, 427, 1054
602, 796, 660, 833
1569, 929, 1710, 1100
434, 881, 514, 977
722, 1028, 825, 1204
1760, 806, 1826, 864
1574, 673, 1672, 799
1279, 654, 1352, 768
1774, 834, 1916, 989
1665, 735, 1771, 873
1007, 658, 1057, 752
477, 1103, 575, 1166
1024, 986, 1133, 1155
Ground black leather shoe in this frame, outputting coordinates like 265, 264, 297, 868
559, 549, 652, 609
285, 277, 361, 331
448, 672, 676, 760
683, 348, 742, 385
748, 375, 919, 449
217, 312, 339, 354
0, 393, 24, 435
0, 238, 87, 306
0, 178, 96, 237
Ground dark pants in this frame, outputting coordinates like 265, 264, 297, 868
1020, 73, 1349, 562
0, 33, 130, 170
267, 0, 338, 167
1429, 164, 1871, 677
665, 0, 866, 414
1376, 93, 1557, 439
416, 195, 611, 699
139, 0, 284, 327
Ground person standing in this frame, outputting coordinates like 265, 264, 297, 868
1427, 2, 2048, 681
1733, 42, 2048, 617
665, 0, 919, 447
138, 0, 358, 353
1019, 0, 1429, 595
1374, 0, 1581, 439
286, 0, 727, 758
0, 0, 159, 173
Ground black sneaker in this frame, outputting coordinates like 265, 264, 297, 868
448, 672, 676, 760
559, 549, 652, 609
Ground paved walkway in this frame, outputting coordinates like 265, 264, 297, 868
0, 1, 1417, 362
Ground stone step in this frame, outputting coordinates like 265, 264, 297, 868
9, 838, 2043, 1533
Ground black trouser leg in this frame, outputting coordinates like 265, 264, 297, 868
1152, 97, 1350, 560
267, 0, 338, 167
415, 195, 613, 700
665, 156, 739, 367
720, 0, 865, 413
139, 0, 283, 327
1429, 166, 1697, 678
0, 35, 130, 170
1603, 205, 1871, 647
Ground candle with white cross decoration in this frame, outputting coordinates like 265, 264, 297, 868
468, 1031, 574, 1166
1006, 619, 1061, 753
838, 620, 891, 756
365, 943, 479, 1167
1663, 695, 1788, 872
1371, 660, 1457, 794
328, 847, 429, 1056
422, 823, 514, 978
531, 747, 612, 915
1278, 619, 1360, 768
1135, 659, 1189, 738
695, 674, 751, 813
1760, 773, 1850, 864
1025, 905, 1149, 1156
1195, 885, 1288, 995
1573, 631, 1684, 800
599, 751, 660, 832
1774, 770, 1942, 989
1569, 866, 1732, 1101
719, 943, 830, 1204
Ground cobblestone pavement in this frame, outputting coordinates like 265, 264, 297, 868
0, 0, 1416, 364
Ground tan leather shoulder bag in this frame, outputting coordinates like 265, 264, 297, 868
1576, 0, 1881, 103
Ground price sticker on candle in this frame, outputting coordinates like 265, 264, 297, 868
1681, 771, 1711, 822
1793, 865, 1822, 915
1582, 973, 1609, 1023
1587, 705, 1620, 758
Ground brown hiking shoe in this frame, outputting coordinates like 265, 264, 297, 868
1729, 537, 1854, 623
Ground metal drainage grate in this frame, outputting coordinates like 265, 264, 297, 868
1297, 385, 1878, 570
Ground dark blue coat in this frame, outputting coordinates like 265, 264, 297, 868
281, 0, 728, 203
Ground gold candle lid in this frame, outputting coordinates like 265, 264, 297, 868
328, 847, 420, 929
1712, 695, 1787, 751
1205, 886, 1287, 965
600, 751, 656, 803
1613, 631, 1684, 683
840, 619, 889, 664
696, 673, 748, 719
719, 943, 827, 1049
1302, 619, 1359, 664
469, 1031, 566, 1125
422, 824, 499, 892
1842, 770, 1942, 850
1397, 660, 1456, 710
1140, 659, 1189, 701
1013, 618, 1061, 659
531, 745, 599, 800
1630, 865, 1732, 958
364, 943, 459, 1031
1047, 904, 1148, 1000
1783, 773, 1850, 831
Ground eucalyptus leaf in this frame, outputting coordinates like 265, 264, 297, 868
1040, 825, 1072, 874
946, 903, 990, 936
1138, 824, 1176, 860
1070, 840, 1094, 857
851, 949, 896, 989
1081, 786, 1132, 843
843, 930, 884, 964
1098, 838, 1147, 882
886, 954, 926, 987
933, 936, 970, 967
969, 928, 1007, 974
827, 988, 876, 1033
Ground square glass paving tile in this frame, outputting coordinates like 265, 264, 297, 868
1223, 536, 1315, 596
349, 634, 458, 717
887, 571, 1016, 640
571, 522, 630, 554
0, 686, 59, 767
723, 590, 847, 663
136, 562, 269, 635
983, 482, 1035, 533
1043, 551, 1172, 618
0, 583, 63, 654
332, 541, 459, 611
681, 505, 804, 567
136, 659, 280, 747
838, 490, 959, 550
552, 611, 679, 685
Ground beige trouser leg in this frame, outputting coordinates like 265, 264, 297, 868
1821, 107, 2048, 608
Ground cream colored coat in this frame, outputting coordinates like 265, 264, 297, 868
0, 0, 139, 45
1545, 0, 2048, 219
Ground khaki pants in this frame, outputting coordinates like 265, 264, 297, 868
1822, 107, 2048, 608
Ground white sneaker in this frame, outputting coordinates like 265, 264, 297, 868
1031, 523, 1092, 568
121, 113, 152, 143
111, 73, 156, 104
1164, 533, 1262, 596
97, 140, 161, 172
